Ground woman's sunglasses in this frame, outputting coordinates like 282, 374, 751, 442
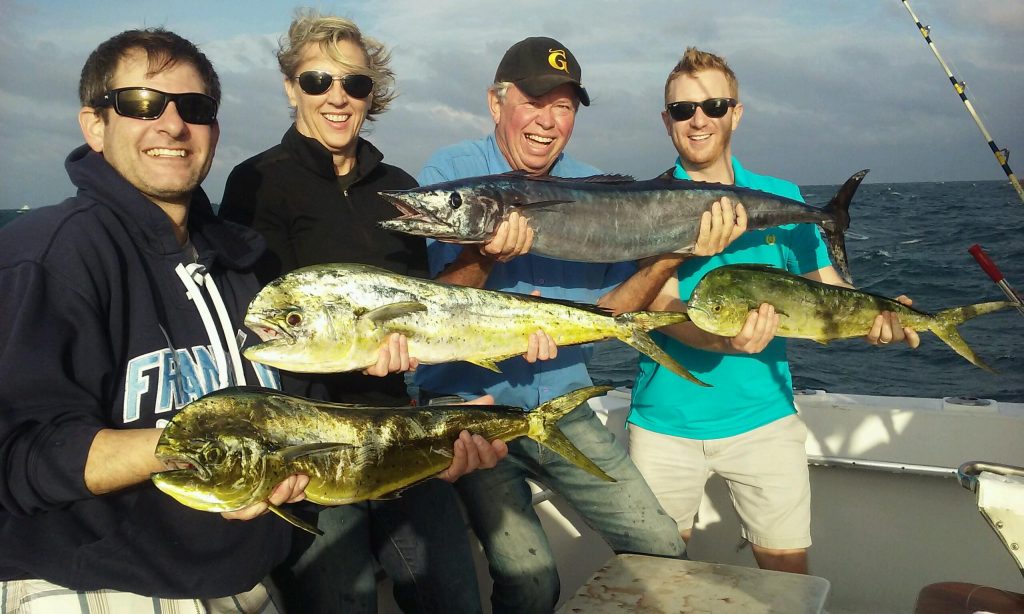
666, 97, 737, 122
94, 87, 219, 125
295, 71, 374, 98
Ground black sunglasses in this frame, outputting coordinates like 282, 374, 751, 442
666, 97, 737, 122
94, 87, 218, 125
295, 71, 374, 98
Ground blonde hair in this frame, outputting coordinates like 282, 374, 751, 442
277, 8, 396, 118
664, 47, 739, 101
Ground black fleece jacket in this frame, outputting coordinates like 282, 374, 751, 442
0, 146, 296, 597
220, 126, 428, 405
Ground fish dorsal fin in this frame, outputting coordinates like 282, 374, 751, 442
503, 291, 615, 317
574, 173, 635, 183
277, 442, 354, 463
268, 503, 324, 536
509, 172, 635, 184
652, 168, 677, 181
361, 302, 427, 324
727, 264, 787, 273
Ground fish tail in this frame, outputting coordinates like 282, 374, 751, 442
615, 312, 710, 387
930, 301, 1014, 372
820, 169, 868, 285
528, 386, 616, 482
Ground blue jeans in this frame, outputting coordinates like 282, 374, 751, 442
455, 403, 686, 614
273, 479, 482, 613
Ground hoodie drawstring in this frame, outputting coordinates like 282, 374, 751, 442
174, 262, 248, 387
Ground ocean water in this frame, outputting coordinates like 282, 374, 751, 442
588, 179, 1024, 402
3, 180, 1022, 401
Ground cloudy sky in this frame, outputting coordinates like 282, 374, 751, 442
1, 1, 1021, 209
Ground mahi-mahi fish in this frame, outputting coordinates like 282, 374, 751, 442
379, 169, 868, 284
243, 263, 707, 386
687, 264, 1013, 371
152, 385, 614, 534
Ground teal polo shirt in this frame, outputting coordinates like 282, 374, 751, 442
627, 157, 832, 439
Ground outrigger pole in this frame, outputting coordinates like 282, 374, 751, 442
900, 0, 1024, 204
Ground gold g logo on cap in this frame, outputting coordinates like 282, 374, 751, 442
548, 49, 569, 74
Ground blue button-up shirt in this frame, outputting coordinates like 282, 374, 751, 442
413, 134, 637, 410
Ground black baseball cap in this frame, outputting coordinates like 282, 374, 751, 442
493, 36, 590, 106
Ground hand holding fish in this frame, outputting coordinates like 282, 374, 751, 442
363, 333, 419, 376
437, 426, 509, 483
478, 211, 534, 262
727, 303, 780, 354
220, 473, 309, 522
693, 197, 748, 257
525, 329, 558, 363
867, 295, 920, 348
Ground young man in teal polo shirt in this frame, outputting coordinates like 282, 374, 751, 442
627, 47, 921, 574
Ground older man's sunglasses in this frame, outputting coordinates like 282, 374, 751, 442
666, 97, 737, 122
95, 87, 218, 125
295, 71, 374, 98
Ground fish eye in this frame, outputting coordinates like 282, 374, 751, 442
712, 305, 721, 312
449, 192, 462, 209
286, 311, 302, 326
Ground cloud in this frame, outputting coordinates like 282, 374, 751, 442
1, 0, 1021, 210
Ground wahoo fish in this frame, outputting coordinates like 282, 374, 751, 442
243, 263, 706, 386
152, 385, 614, 534
687, 264, 1013, 371
379, 169, 867, 283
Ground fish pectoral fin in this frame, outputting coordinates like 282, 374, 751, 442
362, 302, 428, 325
468, 358, 502, 373
277, 442, 354, 463
515, 199, 574, 210
267, 503, 324, 536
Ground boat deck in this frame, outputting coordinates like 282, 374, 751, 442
378, 389, 1024, 613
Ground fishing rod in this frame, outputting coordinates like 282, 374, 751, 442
900, 0, 1024, 204
969, 244, 1024, 317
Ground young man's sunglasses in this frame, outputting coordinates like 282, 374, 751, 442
94, 87, 219, 125
666, 97, 737, 122
295, 71, 374, 98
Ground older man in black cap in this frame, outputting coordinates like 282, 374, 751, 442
412, 36, 740, 614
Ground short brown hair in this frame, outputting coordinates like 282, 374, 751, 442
664, 47, 738, 101
277, 9, 396, 119
79, 28, 220, 110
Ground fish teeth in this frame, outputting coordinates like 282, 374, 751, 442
146, 148, 186, 157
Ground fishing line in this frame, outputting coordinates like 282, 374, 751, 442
900, 0, 1024, 204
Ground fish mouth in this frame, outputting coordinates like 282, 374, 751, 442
244, 314, 293, 344
378, 192, 478, 242
152, 451, 211, 481
685, 304, 710, 318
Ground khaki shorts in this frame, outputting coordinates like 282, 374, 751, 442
0, 578, 278, 614
629, 414, 811, 550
